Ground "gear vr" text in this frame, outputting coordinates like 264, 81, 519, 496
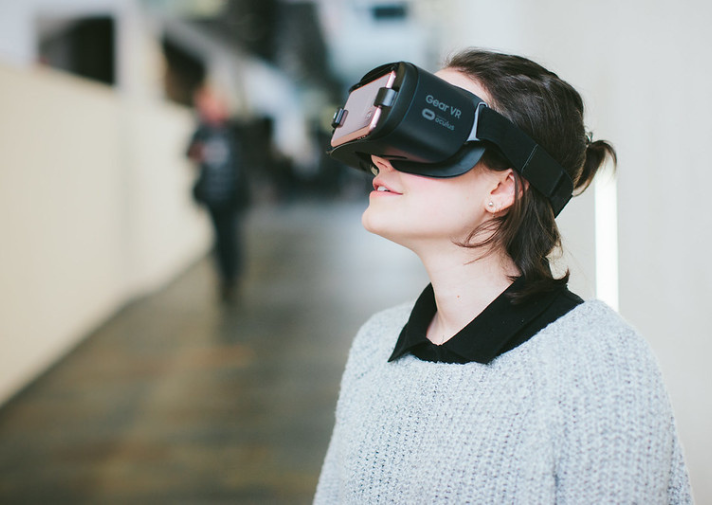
425, 94, 461, 118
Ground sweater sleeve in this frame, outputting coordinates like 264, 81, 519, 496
667, 423, 693, 504
551, 305, 692, 504
313, 305, 409, 504
313, 424, 341, 504
313, 327, 369, 505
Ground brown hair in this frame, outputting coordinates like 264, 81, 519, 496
446, 49, 617, 300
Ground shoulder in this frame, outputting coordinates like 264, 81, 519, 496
546, 300, 658, 369
534, 302, 690, 502
359, 302, 413, 335
511, 299, 673, 421
493, 299, 668, 405
191, 124, 209, 137
352, 302, 413, 352
535, 299, 672, 419
342, 302, 413, 376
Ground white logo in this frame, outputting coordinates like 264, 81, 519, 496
436, 117, 454, 130
422, 108, 454, 130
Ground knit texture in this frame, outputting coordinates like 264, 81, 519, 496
314, 301, 692, 504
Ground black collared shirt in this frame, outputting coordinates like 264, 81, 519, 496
388, 277, 583, 364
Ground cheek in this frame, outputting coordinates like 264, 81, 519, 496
429, 192, 484, 235
361, 173, 491, 244
414, 178, 484, 224
363, 181, 481, 239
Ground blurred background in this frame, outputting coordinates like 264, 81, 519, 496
0, 0, 710, 503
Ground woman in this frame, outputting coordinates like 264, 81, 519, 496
314, 49, 691, 504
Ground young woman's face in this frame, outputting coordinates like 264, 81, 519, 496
361, 69, 502, 251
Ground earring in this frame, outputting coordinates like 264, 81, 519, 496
488, 200, 498, 216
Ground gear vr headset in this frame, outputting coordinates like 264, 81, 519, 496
328, 62, 574, 216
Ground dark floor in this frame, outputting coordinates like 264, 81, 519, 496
0, 201, 427, 504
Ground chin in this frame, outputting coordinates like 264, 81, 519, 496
361, 207, 381, 235
362, 207, 397, 239
362, 210, 419, 252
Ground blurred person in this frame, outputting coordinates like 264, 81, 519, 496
314, 49, 691, 503
187, 85, 250, 302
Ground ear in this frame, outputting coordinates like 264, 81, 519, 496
485, 169, 527, 215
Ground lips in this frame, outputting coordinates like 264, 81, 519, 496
372, 178, 402, 195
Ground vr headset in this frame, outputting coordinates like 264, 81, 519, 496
328, 61, 574, 216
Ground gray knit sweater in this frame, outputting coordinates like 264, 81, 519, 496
314, 300, 692, 504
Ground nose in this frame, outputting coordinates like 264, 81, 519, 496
371, 155, 395, 174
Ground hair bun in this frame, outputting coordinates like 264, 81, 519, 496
576, 137, 617, 193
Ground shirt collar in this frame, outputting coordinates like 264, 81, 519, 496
388, 277, 568, 364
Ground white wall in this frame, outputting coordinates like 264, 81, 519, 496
0, 0, 214, 405
435, 0, 711, 501
0, 0, 314, 408
0, 64, 210, 406
609, 4, 712, 501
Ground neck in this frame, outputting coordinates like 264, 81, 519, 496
416, 243, 519, 345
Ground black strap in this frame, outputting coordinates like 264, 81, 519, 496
476, 107, 573, 216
